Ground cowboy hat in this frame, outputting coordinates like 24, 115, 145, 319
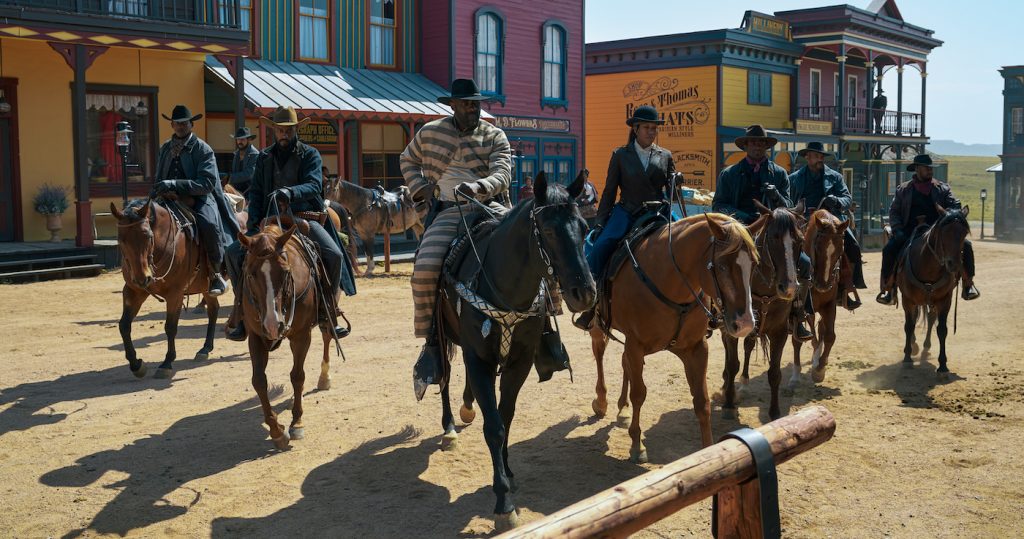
626, 105, 665, 126
258, 106, 311, 129
162, 104, 202, 123
438, 79, 491, 105
798, 141, 833, 158
231, 126, 257, 140
735, 124, 778, 149
906, 154, 935, 171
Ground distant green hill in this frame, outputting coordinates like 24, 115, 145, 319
942, 155, 999, 220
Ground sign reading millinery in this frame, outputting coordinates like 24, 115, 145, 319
494, 115, 570, 133
741, 11, 792, 41
298, 121, 338, 146
796, 119, 833, 135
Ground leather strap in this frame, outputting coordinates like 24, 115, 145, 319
712, 427, 781, 539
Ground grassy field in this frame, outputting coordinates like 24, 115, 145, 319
941, 155, 999, 220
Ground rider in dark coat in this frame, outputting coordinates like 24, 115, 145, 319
876, 154, 979, 305
153, 105, 239, 296
713, 125, 812, 341
226, 126, 260, 194
789, 141, 867, 307
224, 106, 356, 341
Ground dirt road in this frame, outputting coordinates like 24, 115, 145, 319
0, 240, 1021, 538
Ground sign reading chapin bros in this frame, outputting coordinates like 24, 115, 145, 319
585, 66, 718, 192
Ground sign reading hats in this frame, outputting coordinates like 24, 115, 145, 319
734, 124, 778, 150
232, 126, 256, 140
259, 105, 311, 129
438, 79, 492, 105
162, 104, 202, 123
797, 141, 833, 158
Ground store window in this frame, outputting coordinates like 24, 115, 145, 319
299, 0, 330, 61
1011, 107, 1024, 143
361, 123, 405, 190
542, 23, 566, 105
475, 11, 502, 95
86, 90, 154, 196
369, 0, 396, 67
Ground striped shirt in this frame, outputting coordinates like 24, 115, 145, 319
400, 117, 512, 202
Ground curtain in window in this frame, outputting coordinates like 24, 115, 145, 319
543, 25, 564, 100
475, 14, 500, 93
300, 0, 328, 60
370, 0, 395, 66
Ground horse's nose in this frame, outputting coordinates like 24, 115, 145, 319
729, 311, 755, 338
567, 285, 596, 311
777, 282, 796, 301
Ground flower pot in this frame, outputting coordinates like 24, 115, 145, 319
45, 213, 62, 242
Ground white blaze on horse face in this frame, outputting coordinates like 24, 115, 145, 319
735, 250, 755, 335
261, 260, 281, 339
823, 241, 836, 285
783, 232, 798, 297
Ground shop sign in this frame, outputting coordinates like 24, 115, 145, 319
298, 121, 338, 146
494, 115, 570, 133
796, 119, 833, 135
741, 11, 792, 41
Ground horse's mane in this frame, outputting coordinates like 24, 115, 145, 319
767, 207, 803, 243
700, 212, 759, 263
121, 198, 155, 221
923, 207, 971, 245
804, 209, 840, 250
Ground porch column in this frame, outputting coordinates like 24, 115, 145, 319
920, 67, 927, 137
897, 60, 904, 137
345, 120, 360, 185
837, 46, 847, 133
792, 58, 801, 127
234, 56, 245, 130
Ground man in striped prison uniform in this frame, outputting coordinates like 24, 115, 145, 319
405, 79, 512, 401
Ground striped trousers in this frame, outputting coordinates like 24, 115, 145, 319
411, 202, 507, 338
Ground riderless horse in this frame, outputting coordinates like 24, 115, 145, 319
432, 171, 595, 531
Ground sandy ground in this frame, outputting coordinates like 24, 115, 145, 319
0, 240, 1022, 538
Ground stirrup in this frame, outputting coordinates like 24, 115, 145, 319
208, 274, 229, 296
876, 290, 896, 306
961, 284, 980, 301
413, 343, 443, 401
572, 309, 595, 331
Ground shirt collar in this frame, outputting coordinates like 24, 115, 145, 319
634, 140, 654, 154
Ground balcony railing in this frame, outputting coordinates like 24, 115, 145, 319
0, 0, 242, 29
797, 106, 923, 137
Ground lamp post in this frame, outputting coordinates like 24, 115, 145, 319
980, 188, 988, 240
115, 121, 133, 208
859, 176, 870, 244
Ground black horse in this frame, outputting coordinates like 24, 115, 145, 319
433, 171, 596, 532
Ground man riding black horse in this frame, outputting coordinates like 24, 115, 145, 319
877, 154, 980, 305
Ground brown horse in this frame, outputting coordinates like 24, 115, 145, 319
718, 203, 805, 421
111, 198, 220, 379
236, 219, 335, 449
327, 178, 425, 276
589, 213, 761, 463
895, 205, 970, 378
786, 208, 850, 392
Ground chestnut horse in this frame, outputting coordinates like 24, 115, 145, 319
589, 212, 761, 463
237, 219, 336, 449
896, 205, 971, 378
111, 198, 220, 379
786, 208, 850, 392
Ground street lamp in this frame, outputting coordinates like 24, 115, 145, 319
980, 188, 988, 240
115, 121, 133, 208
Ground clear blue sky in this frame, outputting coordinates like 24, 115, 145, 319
585, 0, 1021, 145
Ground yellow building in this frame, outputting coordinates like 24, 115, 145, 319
0, 2, 248, 245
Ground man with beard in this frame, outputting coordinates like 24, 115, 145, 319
789, 141, 867, 309
223, 106, 356, 341
225, 126, 259, 194
876, 154, 979, 305
152, 104, 238, 296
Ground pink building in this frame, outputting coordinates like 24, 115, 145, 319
420, 0, 585, 194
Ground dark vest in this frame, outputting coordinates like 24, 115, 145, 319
736, 160, 770, 217
271, 150, 301, 191
801, 171, 826, 209
909, 186, 939, 228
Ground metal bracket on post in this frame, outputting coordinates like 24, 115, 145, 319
712, 427, 781, 539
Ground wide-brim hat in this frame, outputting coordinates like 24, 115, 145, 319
735, 124, 778, 149
626, 105, 665, 126
232, 126, 257, 140
798, 141, 832, 157
438, 79, 491, 105
162, 104, 202, 123
907, 154, 934, 171
258, 106, 310, 128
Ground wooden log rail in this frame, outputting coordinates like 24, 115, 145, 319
496, 405, 835, 539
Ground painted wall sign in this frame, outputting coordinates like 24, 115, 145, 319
494, 115, 571, 133
796, 119, 833, 135
741, 11, 792, 40
298, 121, 338, 146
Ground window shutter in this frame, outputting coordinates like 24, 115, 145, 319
761, 74, 772, 105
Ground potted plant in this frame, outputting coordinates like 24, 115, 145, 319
33, 183, 70, 242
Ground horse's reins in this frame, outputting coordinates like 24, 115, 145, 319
116, 198, 189, 299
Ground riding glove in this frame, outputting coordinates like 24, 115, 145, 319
269, 187, 292, 202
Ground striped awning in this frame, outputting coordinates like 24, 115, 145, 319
205, 57, 483, 122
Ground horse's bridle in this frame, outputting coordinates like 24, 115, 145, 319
808, 226, 844, 292
923, 215, 967, 275
243, 247, 311, 342
116, 200, 183, 285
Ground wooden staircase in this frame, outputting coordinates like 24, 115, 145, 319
0, 253, 104, 283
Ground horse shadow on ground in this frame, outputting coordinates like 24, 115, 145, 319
855, 350, 965, 409
211, 416, 643, 538
0, 357, 242, 438
40, 393, 281, 539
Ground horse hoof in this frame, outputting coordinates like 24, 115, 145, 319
615, 411, 631, 429
494, 511, 520, 533
739, 375, 749, 385
591, 398, 607, 418
811, 368, 826, 384
272, 432, 290, 450
722, 407, 737, 420
194, 352, 209, 361
911, 343, 920, 356
317, 376, 331, 391
902, 361, 914, 370
130, 363, 147, 378
629, 447, 648, 464
289, 427, 304, 440
936, 370, 950, 382
711, 390, 724, 405
459, 404, 476, 424
153, 367, 173, 379
441, 432, 459, 452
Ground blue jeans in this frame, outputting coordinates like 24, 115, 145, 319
585, 205, 634, 278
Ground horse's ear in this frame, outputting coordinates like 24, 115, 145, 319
238, 230, 252, 247
706, 213, 727, 241
139, 199, 151, 219
567, 170, 585, 199
534, 172, 548, 205
753, 198, 771, 215
110, 202, 123, 220
961, 205, 970, 217
275, 225, 297, 252
935, 203, 946, 217
793, 199, 806, 216
837, 219, 851, 234
746, 213, 769, 237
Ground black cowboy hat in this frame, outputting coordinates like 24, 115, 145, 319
735, 124, 779, 150
626, 105, 665, 126
438, 79, 491, 105
232, 126, 257, 140
798, 141, 833, 158
906, 154, 935, 171
162, 104, 202, 123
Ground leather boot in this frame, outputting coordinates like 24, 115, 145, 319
208, 262, 229, 296
961, 277, 980, 301
225, 289, 246, 341
413, 333, 444, 401
535, 318, 570, 383
852, 258, 868, 289
792, 283, 813, 342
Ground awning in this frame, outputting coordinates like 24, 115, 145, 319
986, 163, 1003, 173
205, 57, 485, 122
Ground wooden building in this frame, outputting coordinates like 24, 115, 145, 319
994, 65, 1024, 240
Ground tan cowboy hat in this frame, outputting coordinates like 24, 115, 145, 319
258, 105, 311, 129
735, 124, 778, 150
